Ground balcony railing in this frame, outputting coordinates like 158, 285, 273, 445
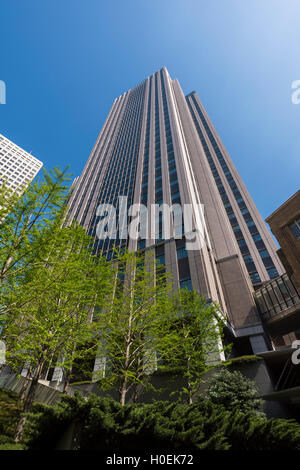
254, 273, 300, 321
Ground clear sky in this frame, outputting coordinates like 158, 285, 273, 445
0, 0, 299, 219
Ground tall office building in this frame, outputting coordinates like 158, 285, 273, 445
0, 134, 43, 193
67, 67, 284, 354
185, 92, 283, 286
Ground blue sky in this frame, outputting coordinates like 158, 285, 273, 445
0, 0, 299, 219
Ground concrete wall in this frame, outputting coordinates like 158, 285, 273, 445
0, 371, 62, 406
71, 358, 290, 418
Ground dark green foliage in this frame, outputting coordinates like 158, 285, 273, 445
23, 392, 300, 451
223, 410, 300, 450
0, 388, 22, 438
223, 355, 262, 365
23, 393, 230, 450
22, 393, 87, 450
0, 435, 24, 450
206, 368, 263, 413
0, 388, 24, 449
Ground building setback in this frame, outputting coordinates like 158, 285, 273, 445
67, 67, 285, 355
0, 134, 43, 194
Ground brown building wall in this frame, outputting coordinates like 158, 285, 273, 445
185, 92, 284, 284
170, 76, 259, 329
266, 190, 300, 291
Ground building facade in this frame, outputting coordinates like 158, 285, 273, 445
185, 91, 283, 286
0, 134, 43, 194
266, 190, 300, 292
67, 67, 284, 354
251, 190, 300, 348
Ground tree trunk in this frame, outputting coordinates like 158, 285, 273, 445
63, 347, 76, 394
14, 361, 44, 442
63, 367, 72, 394
0, 255, 13, 283
186, 356, 193, 404
132, 384, 139, 404
14, 416, 27, 443
119, 334, 131, 405
119, 378, 127, 406
19, 368, 31, 403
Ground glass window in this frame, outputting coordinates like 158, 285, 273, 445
267, 267, 279, 279
259, 249, 270, 259
252, 234, 262, 242
156, 254, 165, 266
177, 247, 188, 260
289, 219, 300, 239
180, 279, 193, 291
250, 272, 261, 283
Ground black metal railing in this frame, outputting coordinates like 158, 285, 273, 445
254, 273, 300, 321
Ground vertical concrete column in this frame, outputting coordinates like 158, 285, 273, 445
249, 334, 268, 354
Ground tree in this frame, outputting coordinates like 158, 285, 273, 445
0, 167, 71, 325
206, 368, 263, 414
3, 220, 112, 441
93, 249, 172, 406
159, 289, 228, 404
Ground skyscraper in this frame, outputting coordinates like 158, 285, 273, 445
185, 92, 283, 286
0, 134, 43, 194
67, 67, 284, 354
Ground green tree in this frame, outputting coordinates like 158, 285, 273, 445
0, 167, 71, 324
206, 368, 263, 414
3, 220, 112, 441
160, 289, 227, 404
94, 249, 172, 406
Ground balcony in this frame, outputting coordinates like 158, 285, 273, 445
254, 273, 300, 336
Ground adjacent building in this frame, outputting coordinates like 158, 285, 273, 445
266, 190, 300, 292
67, 67, 285, 355
0, 134, 43, 194
253, 190, 300, 347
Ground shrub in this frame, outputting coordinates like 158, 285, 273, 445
206, 369, 263, 414
0, 434, 24, 450
0, 388, 22, 438
23, 392, 300, 451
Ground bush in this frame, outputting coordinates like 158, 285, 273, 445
23, 392, 300, 451
0, 388, 25, 450
0, 434, 24, 450
206, 369, 263, 414
0, 388, 22, 439
223, 410, 300, 450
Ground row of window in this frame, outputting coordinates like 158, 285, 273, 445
186, 97, 261, 284
160, 70, 183, 236
160, 71, 191, 289
187, 93, 279, 283
89, 83, 146, 257
69, 96, 126, 220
